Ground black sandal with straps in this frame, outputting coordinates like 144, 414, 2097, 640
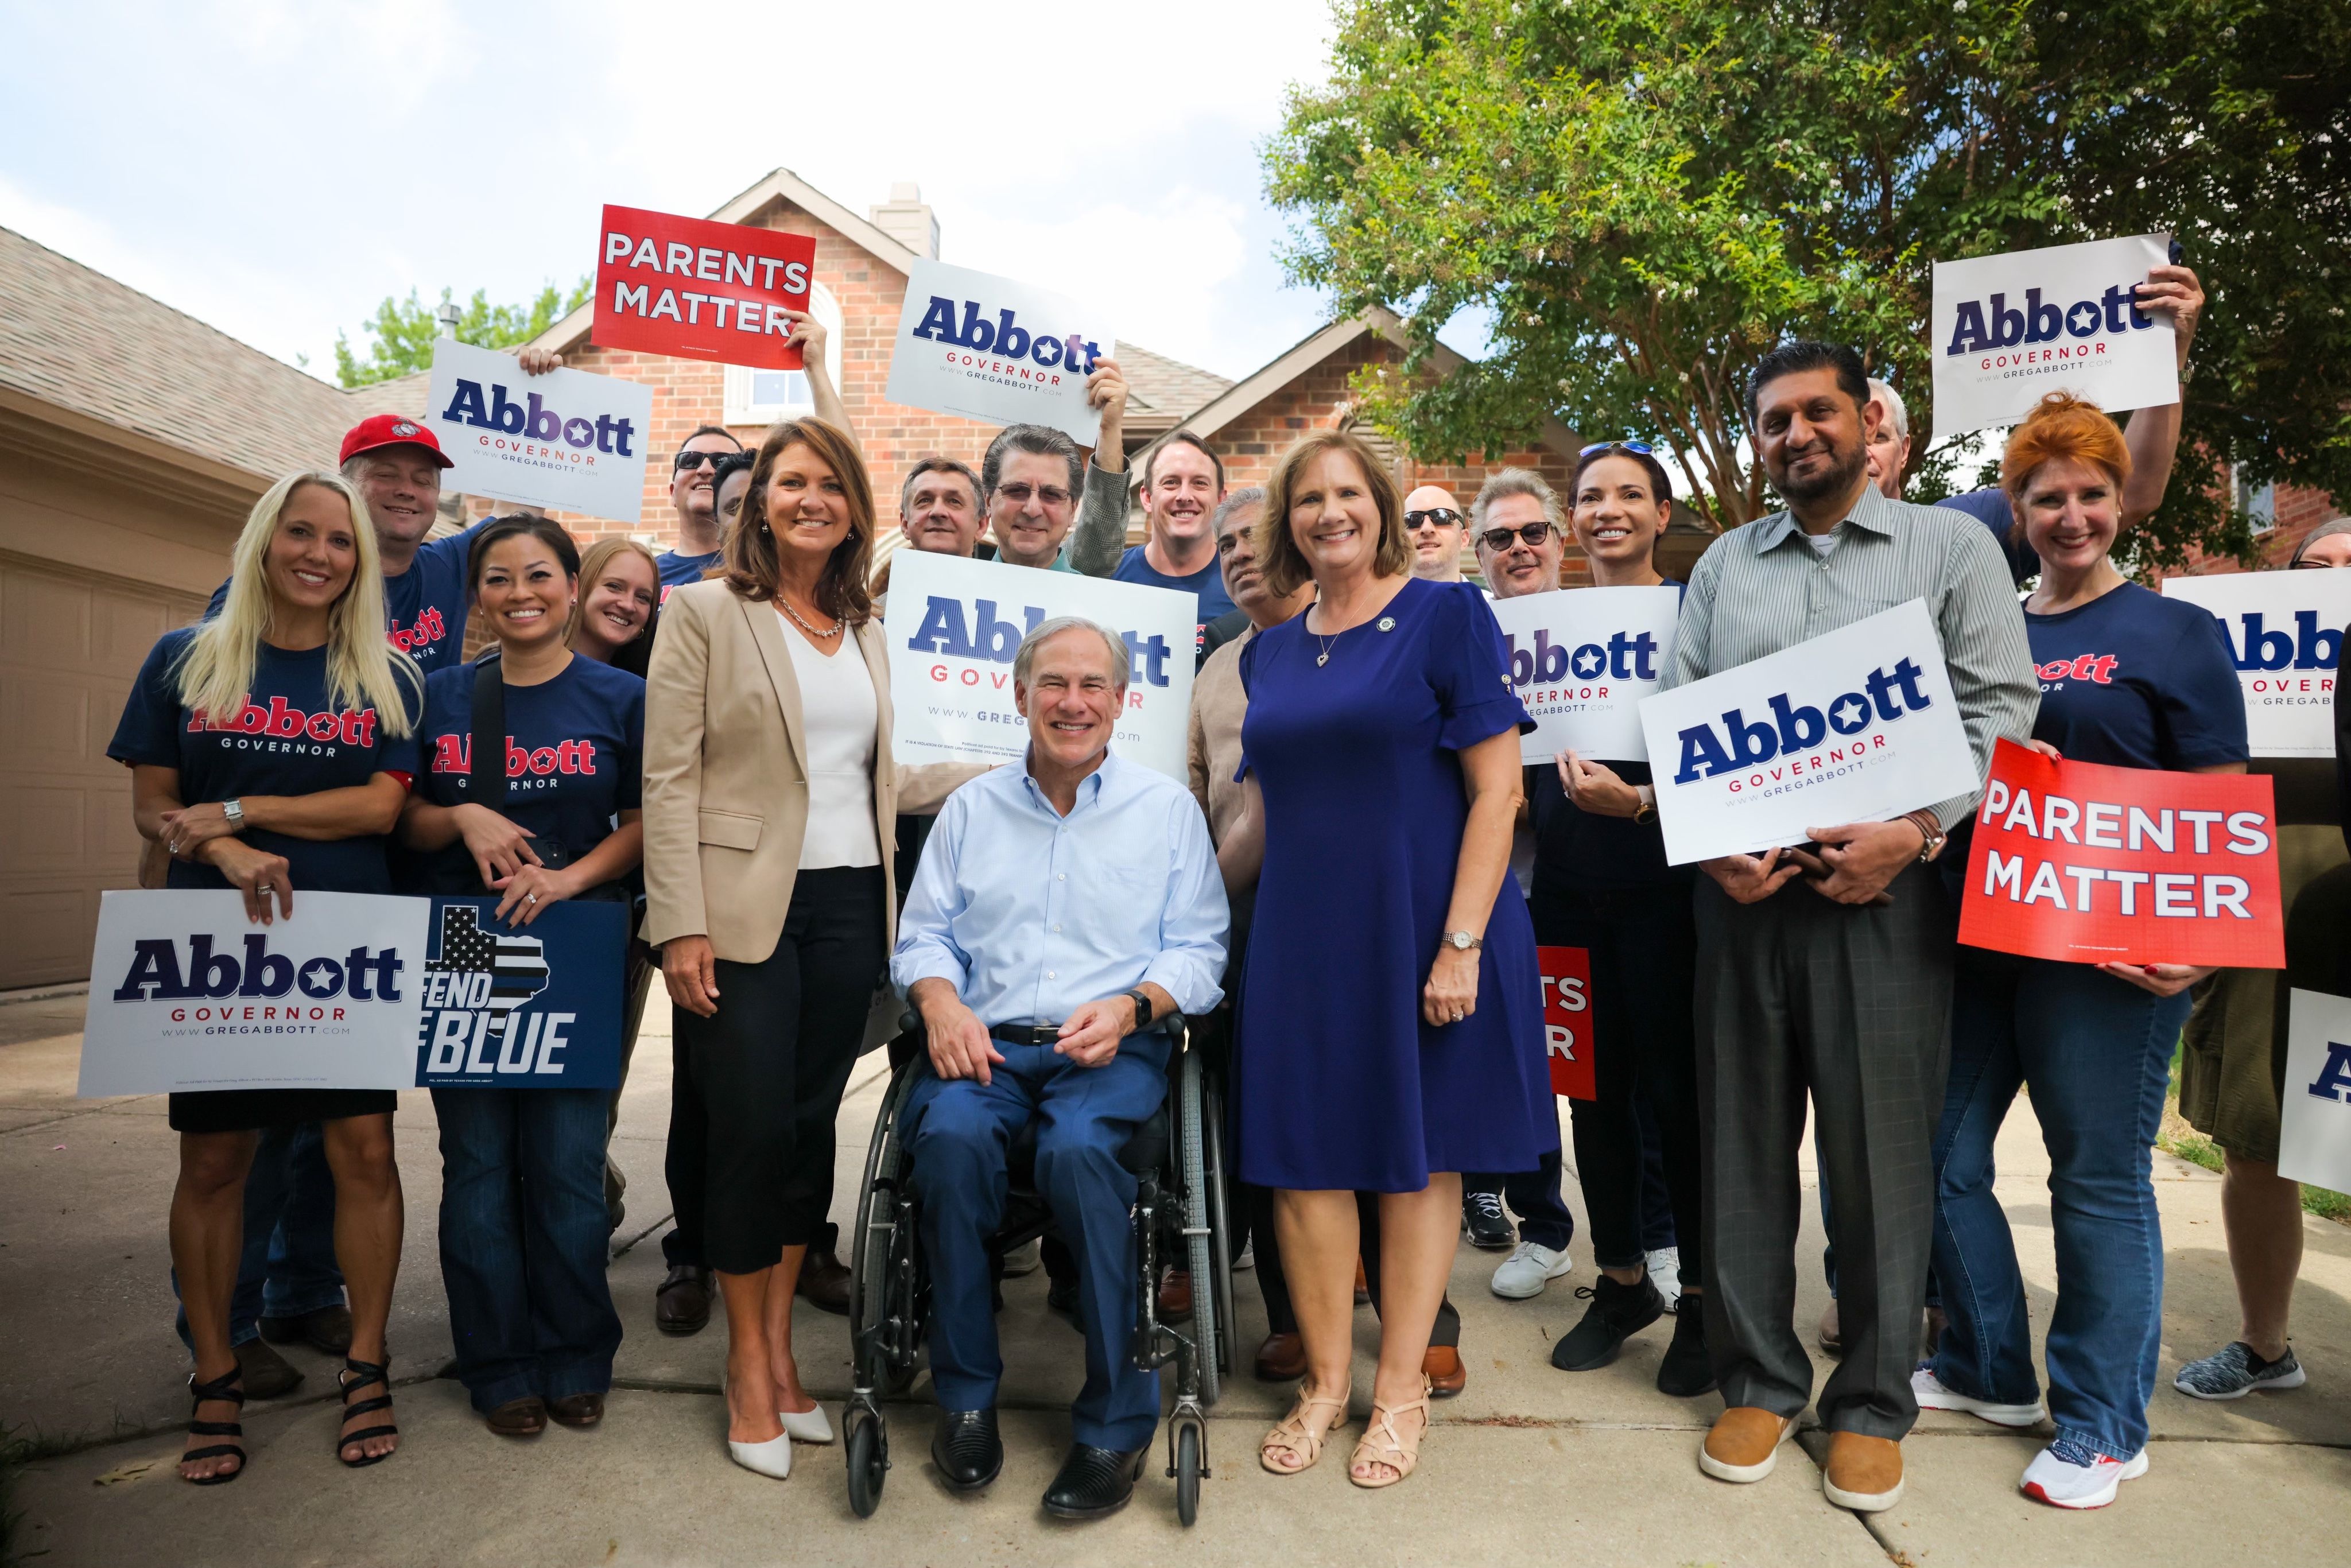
181, 1366, 247, 1485
336, 1355, 399, 1468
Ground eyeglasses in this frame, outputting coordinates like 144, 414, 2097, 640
1480, 522, 1555, 552
1403, 508, 1462, 530
674, 450, 729, 472
993, 483, 1073, 507
1580, 440, 1655, 458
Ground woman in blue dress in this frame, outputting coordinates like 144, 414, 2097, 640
1219, 430, 1554, 1489
109, 470, 423, 1483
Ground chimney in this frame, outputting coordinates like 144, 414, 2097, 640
869, 181, 939, 260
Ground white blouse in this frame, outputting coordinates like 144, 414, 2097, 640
779, 611, 880, 870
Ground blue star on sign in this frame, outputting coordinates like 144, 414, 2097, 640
296, 958, 343, 999
1570, 645, 1605, 680
1830, 694, 1871, 731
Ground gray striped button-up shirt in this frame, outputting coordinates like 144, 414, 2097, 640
1662, 483, 2038, 829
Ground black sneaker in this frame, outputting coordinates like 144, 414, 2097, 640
1463, 1189, 1515, 1251
1549, 1273, 1665, 1371
1655, 1297, 1717, 1396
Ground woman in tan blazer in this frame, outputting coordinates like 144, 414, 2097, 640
641, 415, 899, 1482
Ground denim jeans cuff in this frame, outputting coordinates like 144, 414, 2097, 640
1927, 1350, 2039, 1409
930, 1372, 1001, 1415
1074, 1416, 1158, 1453
464, 1370, 545, 1415
541, 1363, 615, 1404
1521, 1225, 1576, 1252
2054, 1426, 2141, 1464
259, 1290, 347, 1322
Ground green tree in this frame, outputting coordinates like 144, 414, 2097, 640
334, 278, 591, 389
1267, 0, 2351, 563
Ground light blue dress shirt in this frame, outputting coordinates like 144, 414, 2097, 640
891, 750, 1229, 1027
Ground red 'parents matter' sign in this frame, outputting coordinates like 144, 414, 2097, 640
592, 204, 813, 370
1537, 946, 1596, 1101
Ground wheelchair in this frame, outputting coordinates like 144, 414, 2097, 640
843, 1015, 1235, 1526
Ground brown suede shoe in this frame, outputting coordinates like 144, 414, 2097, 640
1697, 1407, 1796, 1483
486, 1396, 547, 1438
546, 1392, 604, 1429
1158, 1267, 1194, 1323
1818, 1299, 1842, 1356
1822, 1431, 1904, 1511
1254, 1332, 1306, 1382
1423, 1346, 1466, 1399
260, 1304, 354, 1357
232, 1337, 302, 1401
797, 1249, 852, 1317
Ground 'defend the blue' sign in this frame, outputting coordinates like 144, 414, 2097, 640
414, 898, 627, 1089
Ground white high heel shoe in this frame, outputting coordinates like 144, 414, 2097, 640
728, 1431, 793, 1478
778, 1404, 834, 1445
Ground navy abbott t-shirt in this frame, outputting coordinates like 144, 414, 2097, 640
206, 519, 486, 676
2026, 581, 2247, 771
108, 631, 422, 895
655, 549, 723, 604
412, 654, 645, 886
1113, 545, 1237, 652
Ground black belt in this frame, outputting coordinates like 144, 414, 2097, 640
990, 1024, 1062, 1047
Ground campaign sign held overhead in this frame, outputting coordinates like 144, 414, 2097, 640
886, 550, 1194, 782
413, 898, 626, 1090
1637, 599, 1978, 865
2279, 989, 2351, 1196
1931, 234, 2177, 436
79, 891, 428, 1097
428, 338, 653, 523
2160, 572, 2351, 759
884, 259, 1114, 444
593, 204, 815, 370
1957, 740, 2283, 968
1489, 586, 1681, 763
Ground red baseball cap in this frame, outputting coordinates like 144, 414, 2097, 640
340, 414, 454, 468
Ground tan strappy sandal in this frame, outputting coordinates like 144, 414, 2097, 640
1260, 1390, 1349, 1474
1349, 1379, 1430, 1489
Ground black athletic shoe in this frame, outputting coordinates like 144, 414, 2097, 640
930, 1407, 1003, 1492
1655, 1297, 1717, 1397
1041, 1442, 1147, 1519
1549, 1273, 1666, 1371
1463, 1189, 1515, 1251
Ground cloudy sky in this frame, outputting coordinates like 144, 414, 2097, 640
0, 0, 1349, 383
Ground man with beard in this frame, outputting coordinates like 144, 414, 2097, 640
1665, 341, 2035, 1514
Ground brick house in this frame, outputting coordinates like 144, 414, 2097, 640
2151, 478, 2347, 581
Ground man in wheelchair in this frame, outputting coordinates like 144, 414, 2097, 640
891, 616, 1229, 1519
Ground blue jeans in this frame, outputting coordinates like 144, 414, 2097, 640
173, 1121, 344, 1352
433, 1087, 622, 1413
902, 1037, 1169, 1451
1929, 953, 2184, 1460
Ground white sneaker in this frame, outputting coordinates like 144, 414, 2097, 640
1491, 1241, 1573, 1299
1911, 1364, 2044, 1427
1233, 1240, 1256, 1273
2020, 1443, 2148, 1509
999, 1237, 1041, 1277
1646, 1247, 1682, 1309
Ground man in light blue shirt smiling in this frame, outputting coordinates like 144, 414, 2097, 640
893, 615, 1228, 1520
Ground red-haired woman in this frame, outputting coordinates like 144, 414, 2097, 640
1918, 393, 2247, 1509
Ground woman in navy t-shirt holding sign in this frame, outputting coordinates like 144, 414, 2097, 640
398, 514, 643, 1439
1921, 393, 2247, 1511
109, 470, 423, 1484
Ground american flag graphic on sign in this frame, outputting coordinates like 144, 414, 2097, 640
425, 905, 548, 1041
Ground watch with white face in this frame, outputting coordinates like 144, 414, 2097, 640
222, 798, 245, 830
1441, 930, 1483, 952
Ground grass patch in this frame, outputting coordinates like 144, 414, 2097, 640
2162, 1039, 2350, 1225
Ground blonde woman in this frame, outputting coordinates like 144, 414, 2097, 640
108, 471, 423, 1484
568, 536, 661, 676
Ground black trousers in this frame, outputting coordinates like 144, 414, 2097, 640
1694, 863, 1954, 1439
665, 867, 886, 1276
1532, 878, 1705, 1288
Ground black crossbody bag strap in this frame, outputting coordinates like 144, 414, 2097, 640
469, 651, 505, 809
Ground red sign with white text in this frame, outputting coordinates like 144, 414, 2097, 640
593, 204, 813, 369
1538, 946, 1596, 1100
1958, 739, 2283, 968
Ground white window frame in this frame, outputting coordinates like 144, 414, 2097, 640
723, 281, 844, 425
2236, 469, 2278, 536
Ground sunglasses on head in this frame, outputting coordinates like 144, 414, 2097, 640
674, 449, 729, 472
1480, 522, 1554, 552
1580, 440, 1656, 459
1403, 507, 1462, 530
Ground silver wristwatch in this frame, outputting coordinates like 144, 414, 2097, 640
1441, 930, 1482, 952
222, 798, 246, 830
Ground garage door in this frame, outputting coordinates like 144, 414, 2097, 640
0, 554, 203, 989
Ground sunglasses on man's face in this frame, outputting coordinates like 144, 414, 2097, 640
994, 482, 1073, 507
674, 450, 728, 472
1481, 522, 1554, 552
1404, 508, 1462, 530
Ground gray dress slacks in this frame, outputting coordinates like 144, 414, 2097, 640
1693, 861, 1954, 1438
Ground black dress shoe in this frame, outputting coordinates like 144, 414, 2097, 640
655, 1264, 711, 1336
930, 1407, 1002, 1492
259, 1304, 354, 1356
797, 1248, 852, 1317
1042, 1441, 1147, 1519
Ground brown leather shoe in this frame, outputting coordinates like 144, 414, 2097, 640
797, 1249, 852, 1317
1353, 1257, 1370, 1307
656, 1264, 712, 1336
260, 1304, 353, 1356
1818, 1299, 1842, 1356
1254, 1332, 1306, 1382
1423, 1346, 1466, 1399
1697, 1407, 1796, 1482
1822, 1432, 1904, 1512
1158, 1267, 1194, 1323
232, 1337, 303, 1400
486, 1396, 547, 1438
546, 1392, 604, 1429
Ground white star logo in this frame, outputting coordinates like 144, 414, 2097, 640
1570, 645, 1606, 680
1830, 694, 1871, 731
297, 958, 342, 998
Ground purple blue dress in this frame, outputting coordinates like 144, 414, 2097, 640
1235, 576, 1557, 1192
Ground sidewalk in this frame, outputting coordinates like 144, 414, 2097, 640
2, 991, 2346, 1566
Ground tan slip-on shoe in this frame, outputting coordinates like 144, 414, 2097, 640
1698, 1407, 1797, 1482
1822, 1431, 1904, 1511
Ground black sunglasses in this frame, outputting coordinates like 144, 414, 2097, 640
1480, 522, 1554, 552
673, 449, 730, 472
1580, 440, 1656, 458
1404, 508, 1462, 530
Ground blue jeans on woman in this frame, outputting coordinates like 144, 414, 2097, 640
1929, 952, 2185, 1461
433, 1086, 622, 1414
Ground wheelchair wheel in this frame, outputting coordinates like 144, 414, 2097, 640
845, 1404, 887, 1518
1178, 1049, 1220, 1406
1201, 1080, 1236, 1385
1173, 1420, 1202, 1527
852, 1065, 924, 1397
